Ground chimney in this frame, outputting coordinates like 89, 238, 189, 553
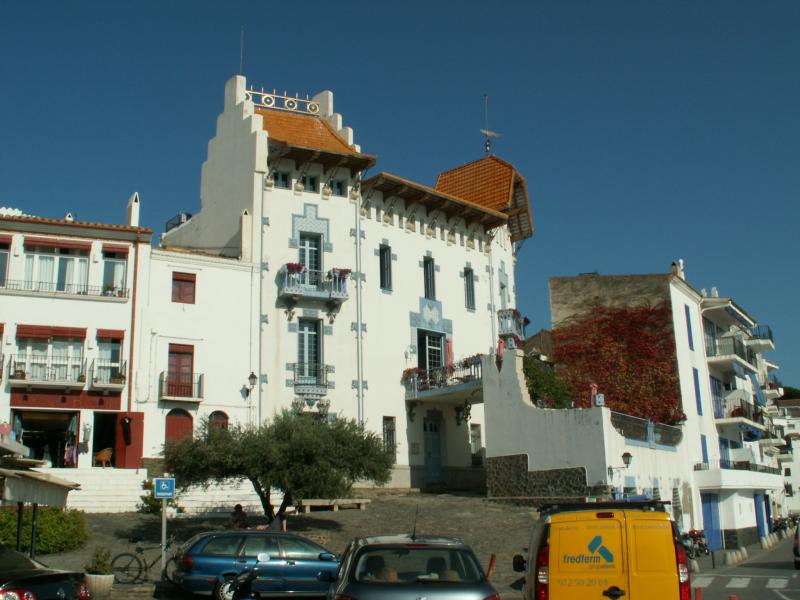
127, 192, 140, 227
64, 212, 74, 222
711, 287, 719, 298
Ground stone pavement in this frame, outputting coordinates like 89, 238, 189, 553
40, 491, 537, 599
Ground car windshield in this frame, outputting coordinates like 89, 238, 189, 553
353, 545, 484, 584
0, 544, 38, 571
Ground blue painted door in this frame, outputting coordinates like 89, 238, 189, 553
754, 494, 766, 538
700, 493, 723, 551
424, 414, 444, 484
765, 494, 773, 533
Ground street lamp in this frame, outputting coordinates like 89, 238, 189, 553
247, 372, 258, 396
607, 451, 633, 478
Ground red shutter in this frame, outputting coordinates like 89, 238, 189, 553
0, 235, 12, 245
172, 272, 196, 282
172, 273, 196, 304
0, 323, 4, 335
16, 325, 87, 339
96, 329, 125, 340
102, 244, 129, 255
24, 237, 91, 251
165, 409, 193, 444
51, 326, 87, 338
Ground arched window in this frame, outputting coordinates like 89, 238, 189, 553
165, 408, 193, 444
209, 411, 229, 430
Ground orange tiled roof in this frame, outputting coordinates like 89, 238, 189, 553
435, 155, 534, 241
0, 214, 152, 236
256, 109, 361, 156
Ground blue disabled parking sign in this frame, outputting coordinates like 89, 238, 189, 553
153, 477, 176, 499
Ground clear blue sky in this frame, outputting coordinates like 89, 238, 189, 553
1, 1, 798, 383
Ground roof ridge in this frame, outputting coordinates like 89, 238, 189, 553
435, 154, 516, 187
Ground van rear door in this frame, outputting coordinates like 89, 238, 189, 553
624, 511, 680, 599
549, 511, 628, 599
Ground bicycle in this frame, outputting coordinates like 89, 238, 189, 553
111, 534, 180, 584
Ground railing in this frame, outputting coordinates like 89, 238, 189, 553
497, 309, 524, 339
0, 279, 129, 298
609, 411, 683, 447
92, 359, 127, 385
291, 363, 331, 387
403, 355, 484, 397
720, 398, 764, 424
278, 267, 349, 299
159, 371, 203, 399
706, 336, 756, 366
750, 325, 773, 343
693, 460, 781, 475
8, 354, 86, 384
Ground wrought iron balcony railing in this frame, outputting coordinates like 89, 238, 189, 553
609, 411, 683, 447
8, 354, 87, 386
92, 359, 128, 388
717, 398, 764, 424
750, 324, 774, 343
497, 309, 524, 339
403, 356, 484, 397
706, 336, 756, 366
693, 460, 780, 476
159, 371, 204, 400
0, 279, 129, 299
278, 267, 349, 301
291, 362, 330, 387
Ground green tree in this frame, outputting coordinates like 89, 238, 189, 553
522, 356, 572, 408
164, 411, 394, 518
782, 386, 800, 399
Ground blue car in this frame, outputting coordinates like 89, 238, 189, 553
172, 530, 339, 599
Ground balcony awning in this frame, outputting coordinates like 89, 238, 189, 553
748, 373, 767, 407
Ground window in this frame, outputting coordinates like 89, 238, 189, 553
700, 434, 708, 464
200, 535, 244, 556
470, 424, 483, 466
417, 329, 443, 371
693, 367, 703, 415
499, 282, 508, 309
0, 240, 8, 287
210, 411, 229, 430
297, 319, 322, 384
786, 468, 792, 476
383, 417, 396, 454
300, 175, 318, 192
167, 344, 194, 397
379, 245, 392, 290
96, 338, 123, 383
172, 272, 196, 304
703, 317, 718, 356
274, 172, 290, 189
102, 250, 127, 296
241, 535, 279, 557
298, 233, 322, 287
24, 245, 88, 293
464, 268, 475, 310
685, 304, 694, 351
331, 180, 346, 196
15, 335, 84, 382
282, 537, 325, 560
423, 257, 436, 300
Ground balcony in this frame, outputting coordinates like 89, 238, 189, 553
714, 396, 768, 440
705, 336, 756, 373
759, 423, 786, 448
777, 447, 793, 463
7, 354, 87, 390
159, 372, 203, 402
289, 363, 331, 397
497, 309, 525, 347
278, 266, 349, 304
90, 359, 128, 392
0, 279, 129, 300
403, 355, 484, 405
609, 411, 683, 447
693, 459, 783, 491
747, 324, 775, 352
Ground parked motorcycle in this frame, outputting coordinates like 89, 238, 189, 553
218, 553, 269, 600
688, 529, 710, 556
679, 532, 697, 559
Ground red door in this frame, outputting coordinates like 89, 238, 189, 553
168, 345, 193, 397
165, 409, 193, 444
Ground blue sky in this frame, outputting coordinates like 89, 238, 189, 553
1, 1, 798, 383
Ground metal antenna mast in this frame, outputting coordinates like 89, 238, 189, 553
480, 93, 501, 155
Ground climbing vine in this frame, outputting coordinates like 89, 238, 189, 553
552, 303, 684, 424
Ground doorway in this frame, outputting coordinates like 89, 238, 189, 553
92, 412, 117, 465
12, 410, 79, 468
165, 408, 193, 444
423, 411, 444, 485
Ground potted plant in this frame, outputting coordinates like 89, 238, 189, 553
84, 547, 116, 599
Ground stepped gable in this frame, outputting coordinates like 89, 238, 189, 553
435, 155, 534, 241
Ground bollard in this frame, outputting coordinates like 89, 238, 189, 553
694, 587, 702, 600
739, 546, 748, 559
760, 536, 769, 549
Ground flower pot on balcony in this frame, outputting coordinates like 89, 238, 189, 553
13, 370, 26, 380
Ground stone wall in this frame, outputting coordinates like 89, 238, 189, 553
723, 526, 759, 549
487, 453, 607, 501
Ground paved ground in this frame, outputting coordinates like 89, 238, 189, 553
39, 490, 537, 599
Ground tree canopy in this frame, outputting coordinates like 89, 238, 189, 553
164, 411, 395, 518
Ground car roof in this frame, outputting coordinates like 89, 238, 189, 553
353, 534, 470, 548
538, 500, 671, 517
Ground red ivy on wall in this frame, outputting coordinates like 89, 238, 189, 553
552, 303, 683, 424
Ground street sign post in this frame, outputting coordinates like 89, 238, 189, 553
153, 477, 176, 571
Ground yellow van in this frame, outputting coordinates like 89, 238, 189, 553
512, 501, 690, 600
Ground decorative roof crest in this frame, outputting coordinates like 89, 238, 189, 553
246, 87, 320, 115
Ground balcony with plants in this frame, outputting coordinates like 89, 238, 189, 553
8, 354, 87, 390
278, 263, 350, 303
159, 371, 204, 402
705, 336, 757, 373
90, 359, 128, 392
403, 354, 484, 404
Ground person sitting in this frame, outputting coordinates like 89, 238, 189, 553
361, 555, 385, 580
440, 569, 461, 581
376, 566, 399, 582
229, 504, 248, 529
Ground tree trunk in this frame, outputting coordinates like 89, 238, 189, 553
248, 476, 275, 519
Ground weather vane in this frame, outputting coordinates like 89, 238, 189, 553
480, 93, 501, 155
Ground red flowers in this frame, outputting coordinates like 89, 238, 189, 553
285, 262, 305, 273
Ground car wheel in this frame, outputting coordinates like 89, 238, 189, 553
214, 576, 236, 600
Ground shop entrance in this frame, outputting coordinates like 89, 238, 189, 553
11, 410, 79, 468
92, 412, 118, 466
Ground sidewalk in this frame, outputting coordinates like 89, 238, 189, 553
693, 529, 795, 574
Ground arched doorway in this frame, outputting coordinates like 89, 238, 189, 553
209, 411, 229, 430
165, 409, 193, 444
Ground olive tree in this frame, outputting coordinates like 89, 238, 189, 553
164, 411, 394, 518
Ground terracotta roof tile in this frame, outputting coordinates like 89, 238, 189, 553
0, 214, 152, 235
256, 109, 361, 157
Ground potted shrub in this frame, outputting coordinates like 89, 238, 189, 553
84, 547, 116, 599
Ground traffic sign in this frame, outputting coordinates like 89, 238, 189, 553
153, 477, 176, 499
